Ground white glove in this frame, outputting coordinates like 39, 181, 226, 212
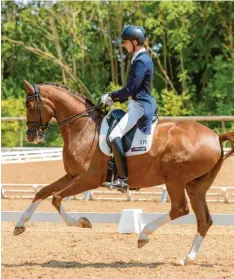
101, 93, 114, 107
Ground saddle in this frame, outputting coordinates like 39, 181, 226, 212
104, 109, 158, 185
106, 109, 158, 153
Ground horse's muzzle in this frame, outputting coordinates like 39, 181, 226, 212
26, 130, 45, 143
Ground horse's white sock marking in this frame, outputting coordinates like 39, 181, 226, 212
180, 233, 204, 265
60, 205, 77, 226
139, 213, 171, 240
16, 199, 42, 227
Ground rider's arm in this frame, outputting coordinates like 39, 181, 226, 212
110, 60, 147, 103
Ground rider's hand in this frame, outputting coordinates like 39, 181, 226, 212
101, 93, 114, 107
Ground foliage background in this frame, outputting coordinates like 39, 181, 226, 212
1, 1, 234, 147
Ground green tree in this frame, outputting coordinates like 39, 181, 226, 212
1, 1, 233, 147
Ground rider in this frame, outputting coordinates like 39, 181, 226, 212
101, 25, 157, 191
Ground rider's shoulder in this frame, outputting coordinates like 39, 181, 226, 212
134, 53, 153, 67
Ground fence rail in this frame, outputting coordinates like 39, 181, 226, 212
2, 116, 234, 122
1, 147, 60, 152
1, 184, 234, 203
2, 116, 234, 147
1, 147, 232, 164
1, 148, 62, 164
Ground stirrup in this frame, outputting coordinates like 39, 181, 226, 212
104, 178, 128, 193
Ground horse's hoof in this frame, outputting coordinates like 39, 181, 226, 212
77, 217, 92, 229
138, 238, 149, 248
13, 226, 26, 236
179, 256, 194, 266
179, 259, 186, 266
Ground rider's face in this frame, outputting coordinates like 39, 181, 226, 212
122, 40, 137, 53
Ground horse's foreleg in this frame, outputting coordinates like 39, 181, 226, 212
138, 212, 172, 248
52, 176, 94, 228
138, 183, 189, 248
13, 174, 73, 236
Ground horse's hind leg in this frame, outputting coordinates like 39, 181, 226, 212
13, 174, 73, 236
52, 176, 94, 229
138, 182, 189, 248
180, 157, 224, 265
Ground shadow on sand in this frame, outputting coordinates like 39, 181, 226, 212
3, 260, 165, 269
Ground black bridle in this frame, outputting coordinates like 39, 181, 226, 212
25, 84, 103, 139
26, 84, 51, 138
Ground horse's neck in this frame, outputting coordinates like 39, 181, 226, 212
42, 86, 102, 143
43, 86, 87, 123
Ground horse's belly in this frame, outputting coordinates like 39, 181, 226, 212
128, 155, 164, 188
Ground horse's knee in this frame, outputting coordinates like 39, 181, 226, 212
32, 189, 46, 202
52, 193, 62, 211
170, 203, 189, 220
33, 186, 53, 202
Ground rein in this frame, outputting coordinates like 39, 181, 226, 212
57, 103, 102, 128
26, 84, 102, 134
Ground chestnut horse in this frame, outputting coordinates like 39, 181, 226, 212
14, 80, 234, 265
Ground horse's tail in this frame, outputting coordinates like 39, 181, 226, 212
219, 132, 234, 160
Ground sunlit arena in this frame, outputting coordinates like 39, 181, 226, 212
1, 1, 234, 279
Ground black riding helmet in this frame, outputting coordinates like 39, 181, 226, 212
121, 25, 146, 45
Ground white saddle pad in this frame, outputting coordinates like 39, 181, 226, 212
99, 110, 158, 157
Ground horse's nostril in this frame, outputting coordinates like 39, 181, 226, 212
26, 132, 36, 142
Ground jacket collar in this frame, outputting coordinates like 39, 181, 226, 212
131, 47, 146, 64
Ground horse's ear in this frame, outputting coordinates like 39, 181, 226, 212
24, 80, 34, 95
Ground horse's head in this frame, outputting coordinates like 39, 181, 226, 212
24, 80, 55, 143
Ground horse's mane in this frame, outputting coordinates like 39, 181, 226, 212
42, 82, 95, 107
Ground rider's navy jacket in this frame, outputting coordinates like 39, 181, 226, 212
110, 51, 157, 135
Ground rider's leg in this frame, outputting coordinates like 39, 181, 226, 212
108, 101, 144, 190
109, 137, 128, 188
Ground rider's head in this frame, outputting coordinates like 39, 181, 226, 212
121, 25, 146, 53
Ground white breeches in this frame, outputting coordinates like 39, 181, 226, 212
109, 100, 144, 142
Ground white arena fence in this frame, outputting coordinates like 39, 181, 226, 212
1, 184, 234, 204
1, 148, 62, 164
1, 147, 58, 151
1, 210, 234, 230
1, 147, 232, 164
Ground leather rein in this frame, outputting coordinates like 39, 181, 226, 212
25, 84, 102, 134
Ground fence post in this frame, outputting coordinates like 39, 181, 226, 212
127, 189, 132, 201
221, 121, 225, 133
19, 121, 24, 147
32, 184, 38, 194
221, 187, 229, 203
1, 187, 5, 198
83, 191, 91, 201
160, 187, 168, 203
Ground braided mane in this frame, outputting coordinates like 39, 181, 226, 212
42, 82, 95, 107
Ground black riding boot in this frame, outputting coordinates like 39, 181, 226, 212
105, 137, 128, 192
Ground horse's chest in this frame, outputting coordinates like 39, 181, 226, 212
62, 146, 85, 174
